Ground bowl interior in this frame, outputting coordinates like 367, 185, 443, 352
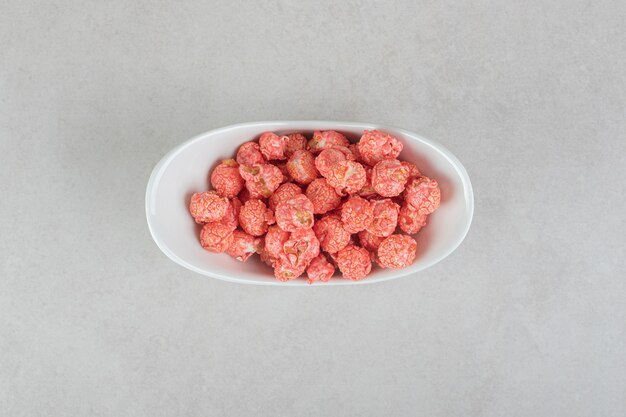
146, 121, 473, 285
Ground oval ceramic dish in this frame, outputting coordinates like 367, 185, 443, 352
146, 121, 474, 285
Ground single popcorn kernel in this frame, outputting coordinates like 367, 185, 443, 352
210, 159, 244, 198
357, 230, 385, 252
226, 230, 262, 262
286, 149, 319, 185
274, 259, 307, 281
371, 159, 410, 197
404, 176, 441, 214
236, 141, 265, 166
280, 228, 320, 270
313, 214, 351, 254
357, 130, 403, 166
221, 197, 242, 230
340, 196, 374, 233
336, 245, 372, 280
366, 198, 400, 237
308, 130, 350, 153
284, 133, 307, 157
189, 191, 229, 223
398, 202, 428, 234
306, 254, 335, 284
305, 178, 342, 214
263, 225, 291, 264
269, 182, 302, 211
324, 160, 366, 195
275, 194, 315, 232
239, 163, 283, 198
239, 199, 274, 236
259, 132, 288, 161
314, 146, 354, 178
200, 221, 234, 253
377, 234, 417, 269
401, 161, 421, 179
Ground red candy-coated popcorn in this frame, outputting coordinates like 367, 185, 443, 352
280, 228, 320, 269
313, 214, 351, 253
349, 143, 366, 164
274, 162, 291, 183
262, 225, 290, 264
286, 150, 319, 185
336, 245, 372, 280
210, 159, 244, 198
226, 230, 262, 262
340, 196, 374, 233
371, 159, 410, 197
284, 133, 307, 157
377, 234, 417, 269
239, 199, 274, 236
358, 166, 377, 198
324, 160, 366, 195
404, 176, 441, 214
259, 132, 288, 161
269, 182, 302, 211
401, 161, 421, 179
239, 163, 283, 198
221, 197, 241, 230
399, 202, 428, 234
357, 130, 403, 166
308, 130, 350, 154
200, 221, 234, 253
236, 141, 265, 166
274, 259, 307, 281
305, 178, 342, 214
315, 146, 354, 178
366, 198, 400, 237
357, 230, 385, 252
306, 254, 335, 284
189, 191, 229, 223
275, 194, 315, 232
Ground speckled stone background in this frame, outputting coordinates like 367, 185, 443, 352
1, 1, 625, 416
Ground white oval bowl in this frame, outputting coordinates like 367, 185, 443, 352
146, 121, 474, 286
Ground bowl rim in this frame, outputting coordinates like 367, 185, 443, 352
145, 120, 474, 286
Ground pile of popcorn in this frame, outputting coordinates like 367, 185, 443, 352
188, 130, 440, 283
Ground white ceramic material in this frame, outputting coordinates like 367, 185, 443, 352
145, 121, 474, 285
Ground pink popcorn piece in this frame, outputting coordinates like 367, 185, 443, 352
239, 199, 274, 236
307, 254, 336, 284
349, 143, 366, 164
269, 182, 302, 211
324, 160, 367, 195
259, 132, 288, 161
366, 198, 400, 237
401, 161, 421, 179
357, 130, 403, 166
284, 133, 307, 157
226, 230, 262, 262
275, 194, 315, 232
357, 166, 377, 198
371, 159, 410, 197
357, 230, 385, 252
314, 146, 354, 178
336, 245, 372, 280
200, 221, 234, 253
274, 259, 307, 281
313, 214, 351, 254
280, 228, 320, 270
305, 178, 342, 214
189, 191, 229, 223
239, 163, 283, 198
221, 197, 242, 230
210, 159, 244, 198
404, 176, 441, 214
340, 196, 374, 234
236, 141, 265, 166
399, 202, 428, 234
286, 149, 319, 185
262, 225, 291, 265
308, 130, 350, 154
377, 234, 417, 269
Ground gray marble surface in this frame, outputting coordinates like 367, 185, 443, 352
1, 1, 625, 416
